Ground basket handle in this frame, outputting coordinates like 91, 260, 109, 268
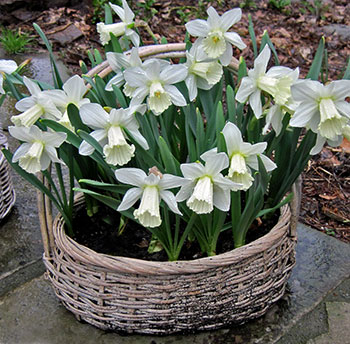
37, 171, 54, 257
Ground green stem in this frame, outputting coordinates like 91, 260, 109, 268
174, 212, 198, 260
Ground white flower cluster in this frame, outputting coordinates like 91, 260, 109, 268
5, 1, 350, 230
115, 121, 275, 228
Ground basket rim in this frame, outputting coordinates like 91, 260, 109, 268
51, 196, 293, 275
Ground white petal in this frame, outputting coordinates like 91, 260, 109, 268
335, 100, 350, 118
254, 45, 271, 72
78, 140, 95, 156
117, 187, 142, 211
43, 146, 61, 164
212, 174, 238, 191
219, 43, 233, 67
107, 52, 124, 71
291, 80, 322, 101
207, 6, 221, 28
63, 75, 87, 103
115, 167, 147, 187
290, 102, 319, 127
222, 122, 243, 155
176, 181, 195, 202
127, 128, 149, 149
224, 32, 246, 50
121, 0, 135, 23
185, 19, 209, 37
105, 73, 125, 91
259, 154, 277, 172
159, 190, 182, 215
180, 162, 204, 179
160, 64, 188, 85
203, 151, 229, 175
23, 76, 41, 96
80, 103, 109, 129
44, 90, 68, 108
109, 2, 125, 21
235, 77, 256, 103
221, 8, 242, 31
41, 131, 67, 147
159, 174, 185, 189
250, 89, 263, 118
0, 74, 4, 94
0, 59, 17, 74
78, 129, 107, 155
15, 97, 36, 112
8, 126, 34, 143
164, 85, 186, 106
327, 80, 350, 100
185, 74, 198, 101
212, 185, 231, 212
126, 30, 140, 47
124, 67, 148, 87
310, 134, 326, 155
12, 143, 30, 162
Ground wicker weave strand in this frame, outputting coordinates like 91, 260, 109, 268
0, 132, 15, 220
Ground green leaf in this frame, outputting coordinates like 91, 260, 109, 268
226, 85, 236, 123
33, 23, 63, 88
104, 3, 113, 24
260, 31, 279, 65
158, 136, 180, 175
112, 84, 128, 108
248, 14, 258, 58
257, 193, 293, 217
77, 129, 103, 155
67, 103, 90, 133
342, 57, 350, 80
79, 179, 129, 193
307, 36, 325, 80
73, 187, 135, 221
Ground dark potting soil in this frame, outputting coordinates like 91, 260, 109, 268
71, 203, 278, 261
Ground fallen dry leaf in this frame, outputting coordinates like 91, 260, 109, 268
319, 194, 338, 200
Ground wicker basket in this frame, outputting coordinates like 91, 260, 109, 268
43, 192, 298, 334
38, 44, 300, 334
0, 132, 15, 220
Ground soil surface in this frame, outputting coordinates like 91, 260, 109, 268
2, 0, 350, 243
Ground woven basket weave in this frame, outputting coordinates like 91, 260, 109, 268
38, 43, 299, 334
43, 192, 298, 334
0, 132, 15, 220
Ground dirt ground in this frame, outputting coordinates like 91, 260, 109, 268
2, 0, 350, 242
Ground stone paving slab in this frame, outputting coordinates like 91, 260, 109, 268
306, 302, 350, 344
1, 224, 349, 344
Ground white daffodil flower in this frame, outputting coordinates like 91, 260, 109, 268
115, 167, 185, 228
79, 103, 148, 166
290, 79, 350, 154
0, 59, 18, 94
184, 40, 223, 101
236, 45, 298, 119
185, 7, 246, 66
9, 125, 66, 174
105, 47, 142, 95
44, 75, 90, 130
262, 68, 300, 136
11, 77, 62, 127
124, 59, 187, 115
97, 0, 139, 47
222, 122, 276, 190
176, 150, 239, 214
